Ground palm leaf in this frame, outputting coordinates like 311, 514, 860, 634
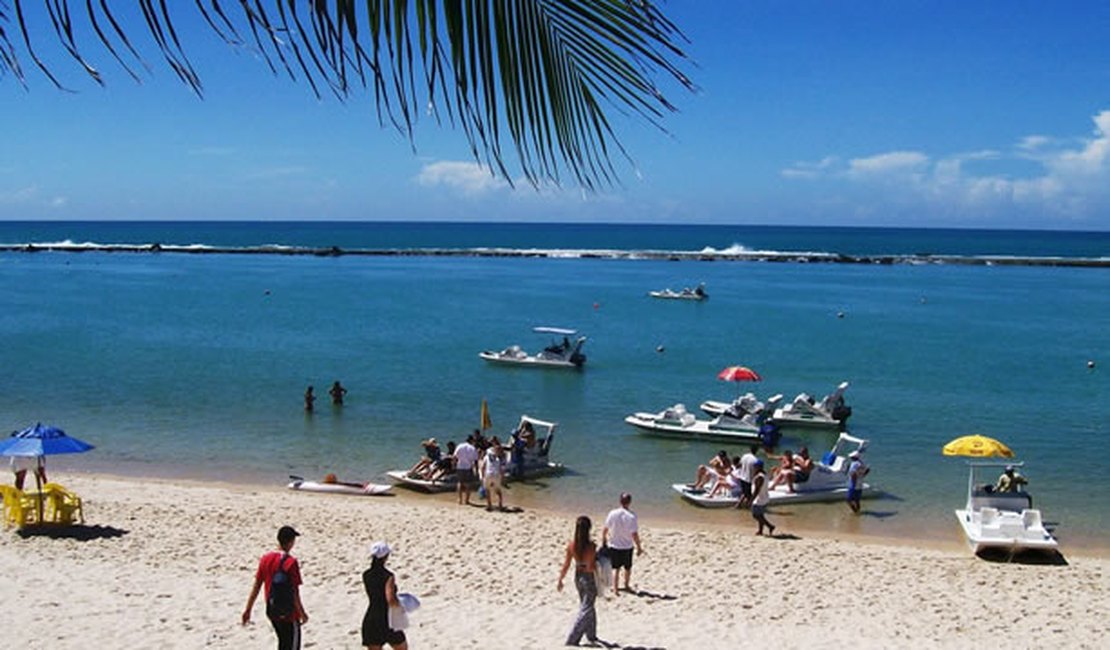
0, 0, 695, 190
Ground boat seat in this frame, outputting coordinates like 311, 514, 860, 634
1022, 509, 1043, 530
979, 507, 999, 528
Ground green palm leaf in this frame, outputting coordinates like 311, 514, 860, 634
0, 0, 694, 190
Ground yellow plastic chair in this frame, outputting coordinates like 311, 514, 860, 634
0, 485, 41, 529
43, 483, 84, 525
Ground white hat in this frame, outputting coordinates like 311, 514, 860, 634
849, 451, 861, 459
370, 541, 392, 558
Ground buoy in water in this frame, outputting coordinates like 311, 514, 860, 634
837, 311, 845, 319
1088, 360, 1096, 369
656, 345, 665, 353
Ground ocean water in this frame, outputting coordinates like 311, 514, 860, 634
1, 222, 1107, 547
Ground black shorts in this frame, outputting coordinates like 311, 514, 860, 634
609, 547, 634, 570
740, 480, 752, 499
457, 468, 477, 487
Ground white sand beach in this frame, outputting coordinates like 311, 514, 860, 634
1, 473, 1107, 649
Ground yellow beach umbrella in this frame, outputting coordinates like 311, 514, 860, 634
942, 434, 1014, 458
480, 398, 492, 431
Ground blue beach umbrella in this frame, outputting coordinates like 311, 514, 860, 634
1, 423, 95, 519
0, 423, 95, 458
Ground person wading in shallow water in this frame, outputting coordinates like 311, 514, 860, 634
304, 386, 316, 413
329, 381, 347, 406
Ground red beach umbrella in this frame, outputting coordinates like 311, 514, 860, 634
717, 366, 762, 383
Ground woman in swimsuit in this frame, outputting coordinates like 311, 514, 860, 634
557, 516, 600, 646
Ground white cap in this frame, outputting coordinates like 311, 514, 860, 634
370, 541, 392, 558
849, 451, 861, 459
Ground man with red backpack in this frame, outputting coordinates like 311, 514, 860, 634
242, 525, 309, 649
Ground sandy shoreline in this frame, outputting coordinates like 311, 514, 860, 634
2, 472, 1107, 649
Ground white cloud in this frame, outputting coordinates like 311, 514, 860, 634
0, 185, 40, 204
416, 161, 509, 195
847, 151, 928, 178
782, 110, 1110, 222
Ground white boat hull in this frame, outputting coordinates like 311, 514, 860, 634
672, 482, 876, 508
954, 508, 1058, 555
624, 413, 763, 443
648, 290, 707, 301
287, 480, 393, 496
478, 351, 583, 369
387, 462, 565, 493
770, 408, 842, 430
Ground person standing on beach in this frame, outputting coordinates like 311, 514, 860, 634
453, 434, 480, 506
602, 492, 644, 596
847, 450, 869, 514
304, 386, 316, 413
750, 460, 775, 536
242, 525, 309, 650
361, 541, 408, 650
557, 516, 601, 647
329, 381, 347, 406
737, 444, 760, 509
479, 437, 506, 511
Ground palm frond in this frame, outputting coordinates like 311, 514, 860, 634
0, 0, 695, 190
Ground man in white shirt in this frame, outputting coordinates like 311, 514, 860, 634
602, 492, 644, 596
480, 438, 506, 511
737, 444, 761, 509
453, 433, 480, 506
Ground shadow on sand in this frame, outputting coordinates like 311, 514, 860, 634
17, 524, 129, 541
975, 547, 1068, 566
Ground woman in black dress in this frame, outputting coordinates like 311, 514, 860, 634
362, 541, 407, 650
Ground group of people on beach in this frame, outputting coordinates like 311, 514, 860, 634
244, 526, 410, 650
690, 443, 870, 534
303, 381, 347, 412
405, 422, 542, 512
242, 491, 644, 650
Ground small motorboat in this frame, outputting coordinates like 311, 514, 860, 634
771, 381, 852, 429
649, 282, 708, 301
672, 433, 875, 507
699, 392, 783, 420
954, 462, 1058, 557
624, 403, 781, 445
388, 415, 565, 492
287, 476, 393, 496
479, 327, 587, 369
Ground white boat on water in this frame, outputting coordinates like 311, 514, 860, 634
699, 392, 783, 421
388, 415, 565, 492
954, 462, 1058, 556
771, 381, 852, 429
672, 433, 875, 507
479, 327, 587, 369
287, 477, 393, 496
649, 283, 708, 301
623, 403, 781, 445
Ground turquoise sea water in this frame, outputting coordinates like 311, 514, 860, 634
1, 222, 1107, 546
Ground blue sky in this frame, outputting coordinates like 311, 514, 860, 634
2, 1, 1109, 229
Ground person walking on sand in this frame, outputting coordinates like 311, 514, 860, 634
480, 437, 506, 511
361, 541, 408, 650
329, 381, 348, 406
557, 516, 601, 647
453, 434, 480, 505
602, 492, 644, 596
736, 444, 760, 509
750, 460, 775, 536
242, 525, 309, 650
304, 386, 316, 413
847, 450, 869, 514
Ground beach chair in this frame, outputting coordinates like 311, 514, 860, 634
43, 483, 84, 525
0, 485, 41, 529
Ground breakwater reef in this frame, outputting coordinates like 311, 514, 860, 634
4, 241, 1108, 268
